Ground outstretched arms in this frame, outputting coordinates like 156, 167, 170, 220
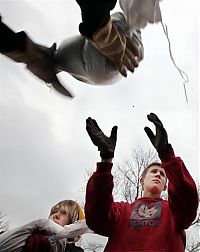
0, 219, 53, 252
85, 118, 121, 235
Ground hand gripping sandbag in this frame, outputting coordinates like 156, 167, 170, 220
4, 36, 73, 97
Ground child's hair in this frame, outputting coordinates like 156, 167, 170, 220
141, 162, 162, 179
49, 199, 85, 224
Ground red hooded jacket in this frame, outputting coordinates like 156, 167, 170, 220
85, 145, 198, 252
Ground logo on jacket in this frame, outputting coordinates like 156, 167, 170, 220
129, 202, 161, 228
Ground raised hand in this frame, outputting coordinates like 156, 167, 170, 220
86, 117, 117, 159
144, 113, 168, 153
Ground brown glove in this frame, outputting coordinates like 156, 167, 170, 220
4, 36, 73, 97
92, 18, 141, 77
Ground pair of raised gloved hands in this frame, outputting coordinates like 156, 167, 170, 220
86, 113, 169, 160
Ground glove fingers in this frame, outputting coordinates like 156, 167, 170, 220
110, 126, 118, 141
86, 125, 100, 147
120, 43, 139, 75
144, 127, 155, 145
147, 113, 163, 128
126, 37, 140, 58
86, 117, 105, 147
124, 47, 139, 67
86, 124, 94, 140
119, 64, 127, 77
86, 117, 94, 130
86, 117, 96, 137
86, 117, 99, 133
92, 118, 102, 132
122, 55, 136, 73
122, 54, 135, 73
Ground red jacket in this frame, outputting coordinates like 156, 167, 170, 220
85, 146, 198, 252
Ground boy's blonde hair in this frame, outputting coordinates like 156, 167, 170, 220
49, 199, 85, 224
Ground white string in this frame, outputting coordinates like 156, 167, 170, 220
161, 21, 189, 103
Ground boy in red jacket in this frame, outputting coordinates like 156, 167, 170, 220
85, 113, 198, 252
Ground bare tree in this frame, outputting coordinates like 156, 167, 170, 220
113, 145, 158, 202
0, 211, 9, 234
185, 223, 200, 252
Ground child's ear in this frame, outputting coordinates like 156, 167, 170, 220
140, 177, 144, 186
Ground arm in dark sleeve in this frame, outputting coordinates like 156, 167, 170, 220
0, 16, 27, 53
76, 0, 117, 39
23, 233, 51, 252
85, 162, 122, 236
0, 219, 52, 252
160, 144, 199, 229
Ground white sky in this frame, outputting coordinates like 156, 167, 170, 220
0, 0, 199, 230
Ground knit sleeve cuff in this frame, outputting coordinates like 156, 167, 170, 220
96, 162, 113, 173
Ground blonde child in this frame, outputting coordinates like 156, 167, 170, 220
0, 200, 91, 252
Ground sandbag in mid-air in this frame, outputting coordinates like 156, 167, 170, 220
0, 0, 162, 97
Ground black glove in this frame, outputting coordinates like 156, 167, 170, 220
76, 0, 117, 39
86, 117, 117, 159
144, 113, 168, 154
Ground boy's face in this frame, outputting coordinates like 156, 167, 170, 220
140, 165, 167, 197
49, 210, 70, 227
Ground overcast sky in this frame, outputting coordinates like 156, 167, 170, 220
0, 0, 199, 232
